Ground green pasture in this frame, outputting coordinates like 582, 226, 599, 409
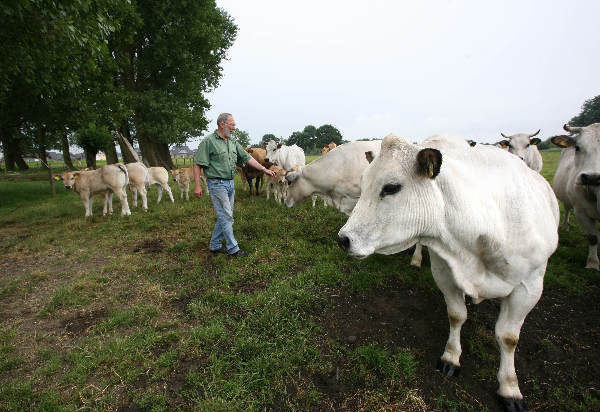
0, 150, 598, 411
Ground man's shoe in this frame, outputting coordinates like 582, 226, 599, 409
210, 245, 227, 254
229, 249, 248, 257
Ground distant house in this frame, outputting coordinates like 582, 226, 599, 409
47, 151, 63, 161
170, 145, 194, 158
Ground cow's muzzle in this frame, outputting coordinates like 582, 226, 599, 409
338, 235, 350, 251
580, 173, 600, 186
64, 185, 72, 190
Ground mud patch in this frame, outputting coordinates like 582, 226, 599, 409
314, 275, 600, 411
61, 306, 109, 334
133, 239, 164, 254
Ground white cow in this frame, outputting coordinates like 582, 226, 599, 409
284, 140, 381, 215
147, 166, 174, 203
55, 164, 131, 217
552, 123, 600, 269
498, 130, 543, 172
338, 133, 559, 410
125, 162, 149, 211
264, 140, 305, 171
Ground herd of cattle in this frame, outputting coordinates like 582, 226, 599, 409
53, 122, 600, 411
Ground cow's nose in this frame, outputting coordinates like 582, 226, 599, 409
338, 235, 350, 251
581, 173, 600, 186
264, 158, 269, 163
65, 185, 72, 190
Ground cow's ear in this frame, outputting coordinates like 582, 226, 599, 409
467, 139, 477, 147
277, 143, 282, 149
416, 148, 442, 179
53, 174, 61, 181
498, 140, 510, 148
530, 137, 541, 146
365, 151, 375, 164
551, 135, 574, 148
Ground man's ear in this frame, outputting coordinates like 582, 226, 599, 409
416, 148, 442, 179
365, 151, 375, 164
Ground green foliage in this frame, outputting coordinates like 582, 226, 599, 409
259, 133, 279, 147
285, 123, 344, 154
570, 95, 600, 127
232, 129, 251, 147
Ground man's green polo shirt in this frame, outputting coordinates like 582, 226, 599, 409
194, 131, 251, 179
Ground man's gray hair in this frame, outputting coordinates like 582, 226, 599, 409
217, 113, 232, 126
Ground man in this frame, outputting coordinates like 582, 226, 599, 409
193, 113, 275, 257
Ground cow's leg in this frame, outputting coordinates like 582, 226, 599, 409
107, 191, 114, 215
117, 187, 131, 216
574, 208, 600, 270
430, 250, 466, 377
131, 185, 138, 207
82, 192, 92, 217
164, 184, 174, 202
410, 242, 423, 268
139, 185, 148, 211
561, 206, 571, 231
495, 270, 544, 410
266, 182, 271, 200
178, 183, 184, 199
254, 177, 260, 196
103, 191, 113, 216
184, 182, 190, 200
156, 184, 163, 203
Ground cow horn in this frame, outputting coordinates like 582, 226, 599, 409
529, 129, 540, 137
500, 132, 509, 139
564, 124, 582, 133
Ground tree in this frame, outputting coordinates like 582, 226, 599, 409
0, 0, 122, 171
260, 134, 279, 147
569, 95, 600, 127
232, 129, 250, 148
109, 0, 237, 168
315, 124, 343, 148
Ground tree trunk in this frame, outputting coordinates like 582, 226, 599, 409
118, 125, 137, 164
84, 148, 97, 169
37, 145, 48, 170
138, 136, 161, 167
156, 141, 175, 169
61, 133, 75, 170
105, 138, 119, 164
1, 130, 29, 171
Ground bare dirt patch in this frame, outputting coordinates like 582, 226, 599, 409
314, 275, 600, 411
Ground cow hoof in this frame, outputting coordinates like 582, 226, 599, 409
497, 395, 525, 412
436, 359, 460, 377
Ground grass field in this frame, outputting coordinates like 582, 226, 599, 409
0, 149, 598, 411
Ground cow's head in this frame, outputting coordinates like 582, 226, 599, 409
283, 165, 311, 208
338, 134, 442, 259
56, 171, 81, 190
321, 145, 330, 156
264, 140, 280, 164
552, 123, 600, 186
499, 130, 541, 161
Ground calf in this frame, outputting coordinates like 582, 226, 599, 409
147, 166, 174, 203
338, 133, 559, 410
266, 165, 288, 203
55, 164, 131, 217
125, 162, 149, 211
171, 166, 208, 200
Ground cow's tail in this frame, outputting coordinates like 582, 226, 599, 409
117, 163, 129, 186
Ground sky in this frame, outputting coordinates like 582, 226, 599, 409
189, 0, 600, 148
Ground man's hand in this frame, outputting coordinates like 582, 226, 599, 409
194, 186, 203, 198
264, 168, 276, 179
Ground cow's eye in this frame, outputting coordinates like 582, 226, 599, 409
380, 184, 402, 197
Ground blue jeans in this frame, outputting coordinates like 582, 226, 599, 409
207, 178, 240, 254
